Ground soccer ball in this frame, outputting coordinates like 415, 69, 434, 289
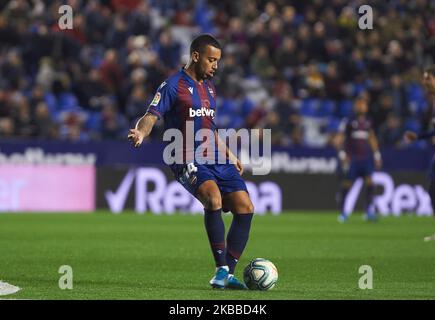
243, 258, 278, 290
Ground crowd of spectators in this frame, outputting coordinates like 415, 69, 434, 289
0, 0, 434, 148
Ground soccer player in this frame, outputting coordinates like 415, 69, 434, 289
335, 96, 383, 222
127, 34, 254, 289
403, 66, 435, 241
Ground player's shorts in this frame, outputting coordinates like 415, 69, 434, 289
345, 158, 374, 181
171, 163, 248, 197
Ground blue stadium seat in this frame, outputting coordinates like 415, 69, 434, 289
338, 100, 353, 118
403, 118, 421, 133
85, 112, 102, 131
318, 100, 336, 117
300, 98, 319, 117
44, 92, 58, 115
58, 92, 79, 111
326, 117, 341, 133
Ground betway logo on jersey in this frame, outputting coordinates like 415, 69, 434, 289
189, 107, 215, 118
351, 130, 369, 139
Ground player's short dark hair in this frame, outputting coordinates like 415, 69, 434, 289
190, 34, 221, 54
424, 65, 435, 77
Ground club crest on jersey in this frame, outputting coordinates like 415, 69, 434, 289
208, 87, 214, 97
150, 92, 161, 106
188, 87, 193, 95
189, 107, 215, 118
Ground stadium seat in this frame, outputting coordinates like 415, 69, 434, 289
318, 100, 336, 117
338, 100, 353, 118
85, 112, 102, 132
59, 93, 79, 111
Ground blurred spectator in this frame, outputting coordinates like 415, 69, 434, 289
156, 30, 181, 70
59, 112, 88, 142
100, 101, 128, 140
33, 102, 57, 139
0, 117, 15, 137
250, 44, 276, 80
99, 49, 124, 94
0, 0, 433, 148
11, 94, 34, 137
379, 113, 403, 148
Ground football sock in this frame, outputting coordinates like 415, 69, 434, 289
340, 187, 349, 214
204, 208, 227, 267
365, 183, 374, 213
226, 213, 254, 274
429, 180, 435, 214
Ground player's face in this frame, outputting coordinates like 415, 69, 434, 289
195, 45, 221, 80
354, 99, 368, 115
422, 71, 435, 95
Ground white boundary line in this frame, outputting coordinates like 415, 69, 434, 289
0, 281, 21, 296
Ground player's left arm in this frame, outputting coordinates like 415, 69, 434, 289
368, 129, 382, 169
404, 130, 435, 142
215, 131, 244, 175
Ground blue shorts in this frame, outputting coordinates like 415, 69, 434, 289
171, 163, 248, 197
345, 158, 374, 181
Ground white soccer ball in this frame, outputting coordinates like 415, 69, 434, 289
243, 258, 278, 290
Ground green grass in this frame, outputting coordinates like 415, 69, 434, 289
1, 211, 435, 299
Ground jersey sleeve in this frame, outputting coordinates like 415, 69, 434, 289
146, 81, 177, 119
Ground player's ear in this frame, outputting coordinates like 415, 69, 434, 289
192, 51, 200, 63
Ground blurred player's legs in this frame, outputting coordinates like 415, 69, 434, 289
363, 176, 377, 222
338, 159, 377, 222
430, 160, 435, 212
338, 179, 352, 223
429, 179, 435, 213
423, 168, 435, 241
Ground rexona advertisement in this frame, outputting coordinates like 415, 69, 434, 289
97, 167, 433, 216
98, 167, 282, 215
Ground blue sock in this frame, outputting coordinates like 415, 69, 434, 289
204, 209, 227, 267
226, 213, 254, 274
429, 180, 435, 212
366, 184, 374, 214
340, 187, 349, 214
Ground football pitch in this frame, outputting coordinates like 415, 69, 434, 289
1, 211, 435, 300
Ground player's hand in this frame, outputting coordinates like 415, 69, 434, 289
403, 131, 417, 144
341, 158, 350, 174
375, 158, 382, 170
128, 128, 145, 148
235, 159, 244, 176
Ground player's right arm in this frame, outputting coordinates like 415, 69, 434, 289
128, 80, 176, 148
403, 130, 435, 143
128, 113, 158, 148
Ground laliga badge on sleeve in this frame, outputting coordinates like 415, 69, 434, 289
150, 92, 161, 106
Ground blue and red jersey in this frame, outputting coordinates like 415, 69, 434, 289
339, 116, 373, 160
146, 68, 220, 164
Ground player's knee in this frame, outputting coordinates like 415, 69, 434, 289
246, 202, 255, 213
236, 201, 254, 214
203, 195, 222, 211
